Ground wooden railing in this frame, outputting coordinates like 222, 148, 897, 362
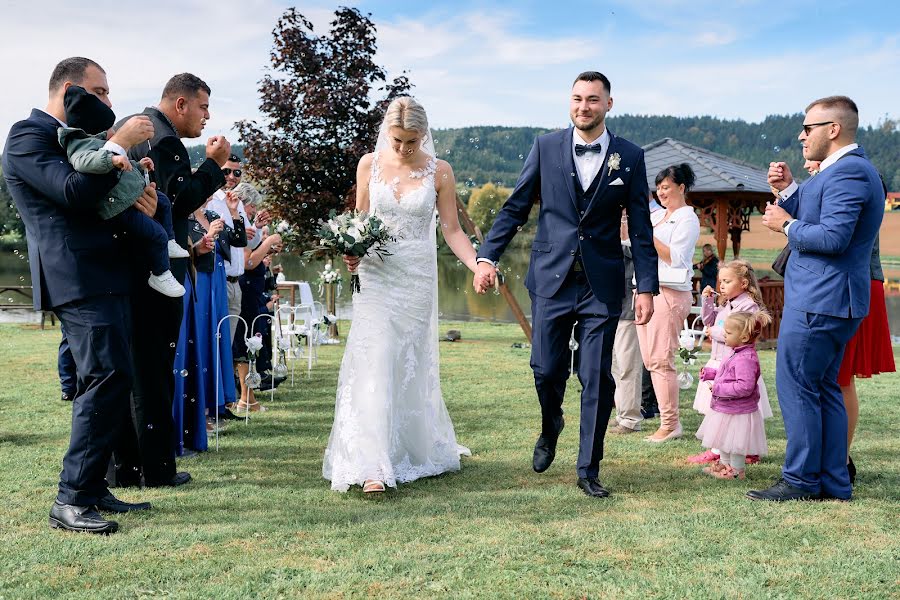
759, 280, 784, 343
0, 285, 56, 329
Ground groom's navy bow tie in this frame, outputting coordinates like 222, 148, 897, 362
574, 143, 603, 157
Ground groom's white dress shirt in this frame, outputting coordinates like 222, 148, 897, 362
572, 128, 610, 191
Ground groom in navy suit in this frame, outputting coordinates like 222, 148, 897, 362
3, 57, 157, 533
756, 96, 883, 501
475, 72, 658, 498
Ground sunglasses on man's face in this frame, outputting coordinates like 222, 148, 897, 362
222, 168, 242, 177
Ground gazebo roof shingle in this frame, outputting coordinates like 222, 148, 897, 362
641, 137, 770, 193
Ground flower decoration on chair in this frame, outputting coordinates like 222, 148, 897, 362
316, 263, 344, 297
303, 209, 395, 293
676, 330, 698, 389
244, 333, 264, 389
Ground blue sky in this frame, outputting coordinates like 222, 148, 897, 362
1, 0, 898, 144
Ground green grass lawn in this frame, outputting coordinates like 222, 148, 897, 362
0, 321, 897, 599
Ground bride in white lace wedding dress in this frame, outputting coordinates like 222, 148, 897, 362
322, 97, 477, 492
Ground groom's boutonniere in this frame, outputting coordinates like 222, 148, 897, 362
607, 152, 621, 176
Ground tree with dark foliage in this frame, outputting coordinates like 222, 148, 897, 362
237, 7, 411, 248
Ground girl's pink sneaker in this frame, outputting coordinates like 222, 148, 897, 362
687, 450, 720, 464
745, 455, 760, 464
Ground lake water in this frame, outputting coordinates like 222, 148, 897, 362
5, 248, 900, 336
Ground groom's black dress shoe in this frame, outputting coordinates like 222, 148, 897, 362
49, 501, 118, 534
95, 493, 152, 513
746, 478, 817, 502
577, 477, 610, 498
145, 471, 192, 488
533, 418, 564, 473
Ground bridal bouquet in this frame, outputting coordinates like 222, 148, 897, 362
304, 210, 394, 293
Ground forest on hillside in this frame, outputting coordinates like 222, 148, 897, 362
431, 114, 900, 190
180, 114, 899, 192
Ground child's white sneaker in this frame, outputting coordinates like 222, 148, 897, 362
167, 239, 190, 259
148, 270, 186, 297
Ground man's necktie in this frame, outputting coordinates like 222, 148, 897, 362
574, 144, 603, 157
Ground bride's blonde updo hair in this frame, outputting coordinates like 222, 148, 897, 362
383, 97, 429, 134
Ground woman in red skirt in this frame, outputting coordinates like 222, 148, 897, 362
839, 236, 895, 483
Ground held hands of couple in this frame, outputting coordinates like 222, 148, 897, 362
473, 262, 498, 295
206, 135, 231, 167
108, 115, 154, 149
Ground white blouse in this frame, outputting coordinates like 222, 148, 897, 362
653, 205, 700, 291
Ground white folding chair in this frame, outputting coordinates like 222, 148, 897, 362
293, 303, 317, 377
275, 303, 305, 385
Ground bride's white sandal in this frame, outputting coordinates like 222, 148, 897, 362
363, 479, 385, 494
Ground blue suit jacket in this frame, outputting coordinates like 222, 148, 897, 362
2, 109, 130, 310
478, 128, 658, 304
781, 147, 883, 318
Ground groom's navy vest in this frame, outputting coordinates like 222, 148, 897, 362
571, 155, 604, 216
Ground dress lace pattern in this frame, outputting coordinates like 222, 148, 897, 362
322, 151, 470, 491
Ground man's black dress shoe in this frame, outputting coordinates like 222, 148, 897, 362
61, 392, 73, 402
95, 493, 152, 513
577, 477, 610, 498
746, 478, 817, 502
258, 374, 287, 391
49, 501, 118, 534
145, 471, 192, 487
532, 418, 564, 473
217, 408, 244, 421
848, 455, 856, 485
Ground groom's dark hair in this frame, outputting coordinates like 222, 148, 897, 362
573, 71, 611, 94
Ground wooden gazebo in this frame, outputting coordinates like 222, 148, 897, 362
643, 138, 773, 260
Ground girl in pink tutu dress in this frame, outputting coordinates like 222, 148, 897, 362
687, 259, 772, 465
696, 311, 772, 479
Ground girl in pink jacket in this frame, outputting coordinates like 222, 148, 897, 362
687, 260, 772, 465
696, 311, 772, 480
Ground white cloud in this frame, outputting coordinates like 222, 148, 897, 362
0, 0, 897, 154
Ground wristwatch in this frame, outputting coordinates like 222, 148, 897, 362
781, 220, 792, 234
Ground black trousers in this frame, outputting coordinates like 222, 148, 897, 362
109, 284, 183, 486
57, 323, 76, 398
529, 269, 620, 479
54, 295, 132, 505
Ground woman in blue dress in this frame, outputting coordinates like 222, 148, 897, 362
171, 207, 240, 453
